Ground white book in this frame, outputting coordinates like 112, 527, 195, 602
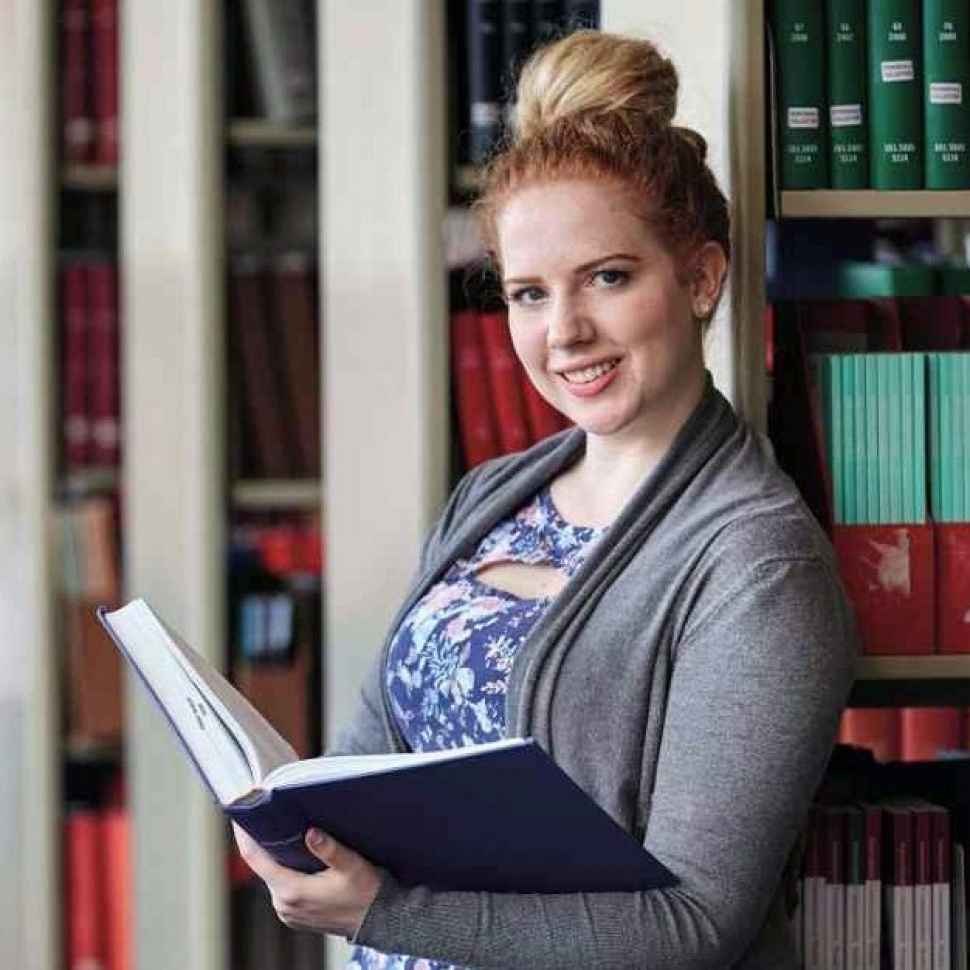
846, 806, 867, 970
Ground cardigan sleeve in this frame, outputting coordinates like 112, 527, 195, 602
351, 555, 857, 969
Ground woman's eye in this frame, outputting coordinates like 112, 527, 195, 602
508, 286, 546, 306
591, 268, 629, 287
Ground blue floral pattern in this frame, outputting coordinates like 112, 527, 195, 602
348, 485, 605, 970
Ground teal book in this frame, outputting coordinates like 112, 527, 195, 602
868, 0, 923, 188
773, 0, 829, 187
852, 355, 868, 523
923, 0, 970, 188
886, 355, 903, 521
836, 262, 935, 298
912, 353, 928, 523
827, 0, 869, 187
900, 352, 916, 522
928, 353, 948, 519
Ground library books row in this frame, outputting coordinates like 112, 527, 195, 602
793, 797, 960, 970
60, 0, 118, 167
59, 258, 120, 473
64, 785, 130, 970
768, 294, 970, 656
229, 883, 324, 970
771, 0, 970, 190
840, 707, 970, 765
458, 0, 600, 165
227, 252, 320, 481
451, 306, 572, 470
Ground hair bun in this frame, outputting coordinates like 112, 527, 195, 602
513, 31, 679, 144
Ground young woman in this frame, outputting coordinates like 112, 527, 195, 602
235, 30, 857, 969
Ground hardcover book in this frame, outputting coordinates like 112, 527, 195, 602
98, 598, 676, 893
826, 0, 869, 187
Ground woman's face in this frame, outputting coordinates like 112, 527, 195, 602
496, 179, 711, 442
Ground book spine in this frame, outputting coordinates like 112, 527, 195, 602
61, 0, 94, 163
271, 251, 320, 477
868, 0, 923, 188
450, 309, 502, 467
931, 808, 952, 970
862, 804, 882, 970
87, 259, 120, 467
65, 806, 106, 970
827, 0, 869, 187
773, 0, 828, 188
478, 310, 532, 454
62, 261, 90, 469
91, 0, 119, 166
468, 0, 504, 164
565, 0, 599, 29
923, 0, 970, 188
914, 808, 933, 970
884, 806, 915, 970
846, 807, 867, 970
899, 707, 963, 761
99, 804, 131, 970
502, 0, 534, 105
805, 807, 826, 970
826, 807, 847, 970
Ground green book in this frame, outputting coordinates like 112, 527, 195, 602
773, 0, 829, 187
900, 352, 917, 521
853, 355, 868, 522
929, 353, 949, 519
841, 355, 857, 523
827, 0, 869, 187
830, 357, 846, 523
836, 262, 936, 298
923, 0, 970, 188
868, 0, 923, 188
939, 265, 970, 293
913, 353, 928, 523
887, 354, 903, 521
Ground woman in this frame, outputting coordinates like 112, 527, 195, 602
235, 30, 857, 969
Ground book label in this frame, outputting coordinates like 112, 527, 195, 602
930, 82, 963, 105
788, 107, 821, 129
831, 104, 863, 127
882, 60, 916, 83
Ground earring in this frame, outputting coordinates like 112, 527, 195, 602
695, 301, 711, 317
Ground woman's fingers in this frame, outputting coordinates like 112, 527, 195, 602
305, 828, 363, 873
232, 822, 291, 883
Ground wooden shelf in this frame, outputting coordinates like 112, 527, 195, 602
61, 164, 118, 191
850, 654, 970, 707
231, 479, 321, 511
781, 190, 970, 219
226, 119, 317, 149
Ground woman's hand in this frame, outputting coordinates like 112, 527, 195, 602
232, 822, 382, 938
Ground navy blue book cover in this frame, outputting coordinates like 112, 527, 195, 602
228, 740, 677, 894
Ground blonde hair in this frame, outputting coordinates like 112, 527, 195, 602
474, 31, 730, 278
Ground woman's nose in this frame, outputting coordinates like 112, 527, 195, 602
546, 295, 593, 348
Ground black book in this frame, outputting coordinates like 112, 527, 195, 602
565, 0, 599, 29
532, 0, 565, 44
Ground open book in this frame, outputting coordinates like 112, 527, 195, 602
98, 598, 676, 893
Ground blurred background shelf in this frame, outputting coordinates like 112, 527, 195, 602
226, 119, 317, 149
62, 164, 118, 192
781, 190, 970, 219
231, 478, 321, 510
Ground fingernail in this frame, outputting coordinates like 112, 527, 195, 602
307, 828, 325, 847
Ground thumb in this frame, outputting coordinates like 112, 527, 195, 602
305, 828, 356, 869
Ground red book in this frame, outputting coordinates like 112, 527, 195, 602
478, 310, 531, 455
450, 310, 501, 467
882, 805, 914, 970
271, 252, 320, 477
87, 259, 120, 466
62, 262, 90, 468
65, 806, 105, 970
909, 804, 933, 970
100, 804, 131, 970
899, 297, 964, 352
91, 0, 119, 165
520, 371, 564, 443
900, 708, 963, 762
229, 257, 293, 478
61, 0, 93, 163
838, 708, 901, 763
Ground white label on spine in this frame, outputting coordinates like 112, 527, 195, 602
931, 82, 963, 105
882, 60, 915, 83
788, 107, 820, 129
831, 104, 863, 127
471, 102, 501, 127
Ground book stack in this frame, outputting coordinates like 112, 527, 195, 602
840, 707, 969, 763
64, 771, 130, 970
229, 513, 323, 761
456, 0, 601, 169
55, 492, 124, 750
770, 0, 970, 189
227, 250, 320, 480
59, 257, 122, 473
60, 0, 119, 167
451, 300, 571, 470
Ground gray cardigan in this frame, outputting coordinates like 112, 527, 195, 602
333, 377, 858, 969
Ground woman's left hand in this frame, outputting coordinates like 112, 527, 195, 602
232, 822, 383, 938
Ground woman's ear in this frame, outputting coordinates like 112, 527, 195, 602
688, 242, 728, 321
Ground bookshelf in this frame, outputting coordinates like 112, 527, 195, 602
3, 1, 964, 969
782, 190, 970, 219
62, 163, 118, 191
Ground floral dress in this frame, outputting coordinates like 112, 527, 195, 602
348, 484, 606, 970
